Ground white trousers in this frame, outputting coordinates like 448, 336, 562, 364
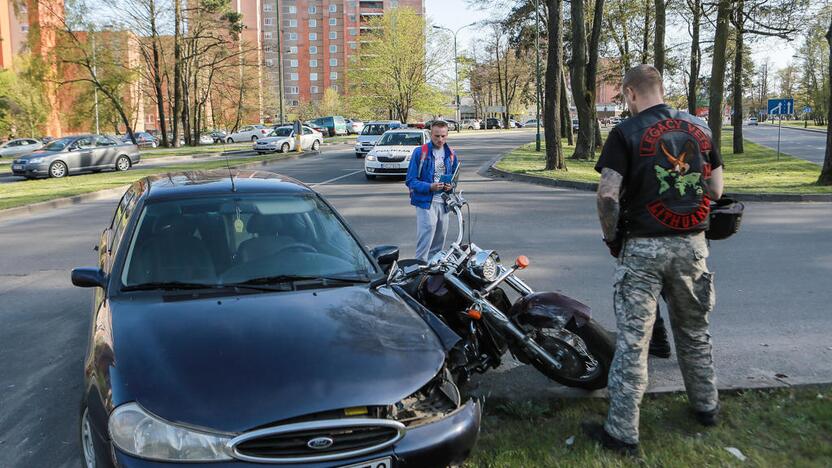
415, 201, 449, 262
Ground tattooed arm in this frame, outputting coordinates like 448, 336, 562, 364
597, 168, 624, 241
707, 166, 724, 200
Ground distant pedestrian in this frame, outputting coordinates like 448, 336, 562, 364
585, 64, 725, 456
405, 120, 459, 262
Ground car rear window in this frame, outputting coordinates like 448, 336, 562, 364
361, 124, 388, 135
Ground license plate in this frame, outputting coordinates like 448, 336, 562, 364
12, 164, 23, 171
381, 163, 399, 169
338, 457, 392, 468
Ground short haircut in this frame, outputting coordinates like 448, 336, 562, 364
622, 64, 663, 96
430, 120, 449, 130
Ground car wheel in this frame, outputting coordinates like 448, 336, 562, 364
251, 136, 258, 142
227, 138, 234, 144
80, 406, 101, 468
356, 153, 363, 158
115, 155, 131, 172
311, 140, 320, 151
151, 141, 157, 148
365, 173, 376, 180
281, 142, 290, 153
49, 161, 67, 178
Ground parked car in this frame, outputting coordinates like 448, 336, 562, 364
364, 129, 428, 180
484, 118, 503, 129
354, 120, 404, 158
226, 125, 269, 143
424, 119, 458, 131
346, 119, 365, 135
72, 169, 481, 468
608, 116, 622, 126
11, 134, 140, 179
0, 138, 43, 158
307, 116, 348, 137
304, 120, 328, 135
253, 125, 323, 153
461, 119, 481, 130
122, 131, 159, 148
523, 119, 540, 127
198, 133, 216, 145
748, 116, 759, 126
445, 119, 460, 131
209, 130, 227, 143
571, 118, 580, 132
409, 121, 427, 129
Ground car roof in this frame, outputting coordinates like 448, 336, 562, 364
141, 170, 314, 202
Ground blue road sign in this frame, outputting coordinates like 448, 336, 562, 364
803, 105, 812, 114
768, 98, 794, 115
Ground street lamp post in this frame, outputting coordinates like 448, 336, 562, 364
433, 23, 476, 132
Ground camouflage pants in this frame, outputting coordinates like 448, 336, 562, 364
604, 232, 719, 444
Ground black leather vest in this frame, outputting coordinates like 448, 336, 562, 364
617, 104, 716, 237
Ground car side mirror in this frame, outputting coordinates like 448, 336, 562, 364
71, 267, 107, 288
370, 245, 399, 272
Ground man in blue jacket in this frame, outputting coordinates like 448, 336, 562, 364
405, 120, 460, 262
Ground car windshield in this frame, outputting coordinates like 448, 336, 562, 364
42, 137, 74, 151
269, 127, 293, 137
120, 194, 377, 289
361, 124, 388, 135
377, 133, 422, 146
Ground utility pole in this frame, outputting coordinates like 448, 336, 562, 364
433, 23, 476, 132
275, 0, 284, 123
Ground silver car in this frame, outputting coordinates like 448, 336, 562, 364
11, 134, 140, 179
0, 138, 43, 158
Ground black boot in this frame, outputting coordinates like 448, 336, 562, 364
649, 312, 672, 358
694, 405, 720, 427
581, 421, 640, 457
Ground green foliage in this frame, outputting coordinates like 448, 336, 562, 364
0, 55, 49, 137
796, 6, 832, 125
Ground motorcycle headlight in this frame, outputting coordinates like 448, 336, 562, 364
469, 250, 500, 282
109, 402, 233, 461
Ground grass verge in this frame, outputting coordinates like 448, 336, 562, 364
465, 386, 832, 467
0, 152, 297, 211
496, 134, 832, 194
764, 120, 826, 131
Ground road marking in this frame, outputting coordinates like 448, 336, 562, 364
310, 170, 363, 187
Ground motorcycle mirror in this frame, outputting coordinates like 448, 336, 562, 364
515, 255, 530, 270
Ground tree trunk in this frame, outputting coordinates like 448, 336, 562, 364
707, 0, 731, 149
149, 0, 168, 147
732, 1, 744, 154
819, 16, 832, 185
173, 0, 182, 147
641, 0, 652, 64
687, 0, 701, 115
569, 0, 594, 160
587, 0, 604, 153
654, 0, 665, 73
544, 0, 565, 170
560, 68, 573, 146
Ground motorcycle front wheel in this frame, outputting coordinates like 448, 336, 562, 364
530, 318, 614, 390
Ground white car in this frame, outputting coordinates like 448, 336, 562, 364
225, 125, 269, 143
0, 138, 43, 158
461, 119, 481, 130
364, 129, 428, 180
253, 125, 323, 154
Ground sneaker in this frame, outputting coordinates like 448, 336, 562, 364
649, 317, 672, 358
581, 421, 640, 457
694, 406, 720, 427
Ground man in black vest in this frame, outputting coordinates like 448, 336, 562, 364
583, 65, 724, 456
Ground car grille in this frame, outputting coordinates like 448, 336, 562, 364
230, 418, 405, 463
377, 156, 405, 162
371, 168, 407, 174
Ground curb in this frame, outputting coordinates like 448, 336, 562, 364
485, 151, 832, 203
0, 151, 322, 221
760, 123, 826, 134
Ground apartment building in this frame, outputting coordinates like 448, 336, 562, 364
0, 0, 30, 69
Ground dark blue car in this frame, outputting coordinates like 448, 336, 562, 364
72, 170, 480, 467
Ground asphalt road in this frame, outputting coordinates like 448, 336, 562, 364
741, 124, 827, 164
1, 130, 831, 467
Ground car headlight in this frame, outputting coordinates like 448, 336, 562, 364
366, 155, 376, 161
109, 402, 232, 461
28, 157, 45, 164
468, 250, 500, 282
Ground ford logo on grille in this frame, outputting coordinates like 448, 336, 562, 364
306, 437, 334, 450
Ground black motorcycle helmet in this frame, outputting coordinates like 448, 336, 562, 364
706, 197, 744, 240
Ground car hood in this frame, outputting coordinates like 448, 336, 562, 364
257, 136, 291, 144
369, 146, 418, 157
109, 286, 446, 433
356, 135, 382, 144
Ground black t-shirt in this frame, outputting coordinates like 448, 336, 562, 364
595, 104, 724, 237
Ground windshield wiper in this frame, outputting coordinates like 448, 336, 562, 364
122, 281, 220, 291
237, 274, 371, 287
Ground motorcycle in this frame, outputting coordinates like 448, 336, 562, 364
372, 175, 615, 390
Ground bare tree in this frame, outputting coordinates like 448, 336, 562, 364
544, 0, 565, 170
568, 0, 605, 160
707, 0, 731, 148
685, 0, 704, 115
820, 16, 832, 185
654, 0, 666, 74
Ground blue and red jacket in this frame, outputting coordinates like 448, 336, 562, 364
405, 141, 459, 209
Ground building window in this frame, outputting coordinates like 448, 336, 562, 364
311, 86, 319, 93
288, 86, 299, 94
349, 42, 357, 49
329, 58, 338, 66
264, 31, 273, 40
349, 14, 356, 21
21, 25, 29, 32
264, 3, 273, 11
310, 73, 318, 81
309, 5, 317, 13
288, 6, 296, 14
265, 59, 274, 67
288, 19, 297, 27
329, 31, 337, 39
332, 84, 339, 92
329, 18, 337, 26
290, 59, 298, 67
330, 71, 338, 79
310, 46, 318, 54
310, 59, 318, 67
329, 4, 337, 12
309, 33, 317, 40
349, 28, 357, 36
329, 45, 337, 53
289, 46, 298, 54
264, 17, 274, 26
288, 32, 297, 40
290, 100, 299, 106
309, 19, 317, 27
290, 73, 299, 81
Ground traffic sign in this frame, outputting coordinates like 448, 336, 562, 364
803, 105, 812, 114
768, 98, 794, 115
